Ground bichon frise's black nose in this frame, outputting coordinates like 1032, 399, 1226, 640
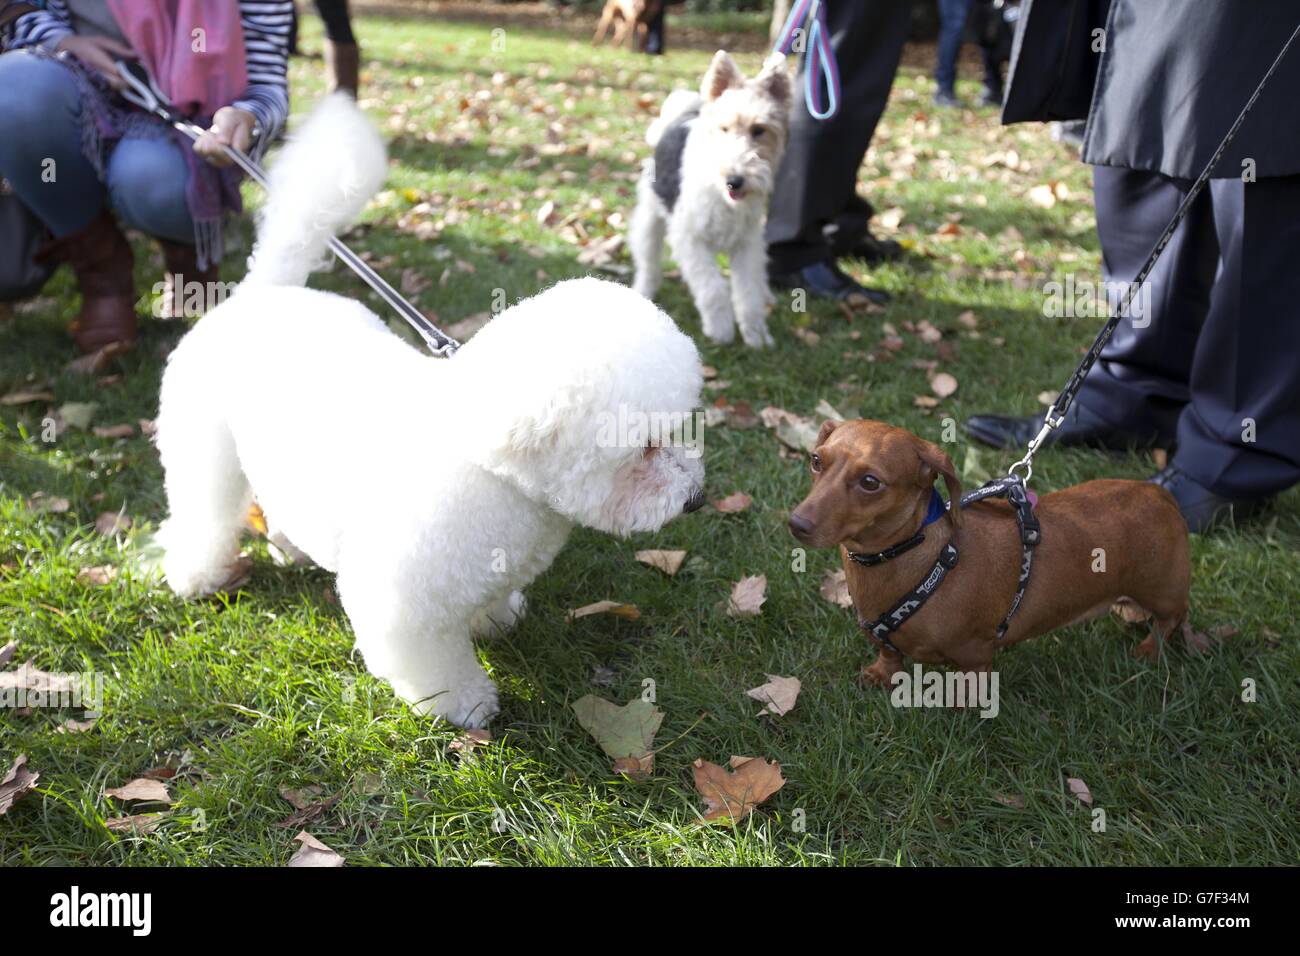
683, 489, 707, 513
725, 175, 745, 191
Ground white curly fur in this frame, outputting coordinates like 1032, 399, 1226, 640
155, 96, 705, 727
630, 52, 791, 348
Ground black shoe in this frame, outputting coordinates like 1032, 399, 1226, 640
964, 402, 1171, 452
831, 229, 904, 265
979, 85, 1003, 108
933, 89, 962, 108
1149, 465, 1270, 534
770, 259, 891, 306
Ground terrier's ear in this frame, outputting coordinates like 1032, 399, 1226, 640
816, 419, 840, 447
914, 438, 963, 527
702, 50, 742, 101
755, 61, 792, 108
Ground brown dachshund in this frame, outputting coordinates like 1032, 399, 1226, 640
789, 419, 1191, 686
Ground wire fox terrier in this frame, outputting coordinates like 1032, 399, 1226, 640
630, 51, 792, 348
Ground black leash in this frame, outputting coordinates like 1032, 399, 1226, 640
1008, 21, 1300, 484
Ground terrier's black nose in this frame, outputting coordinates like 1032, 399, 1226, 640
683, 490, 707, 514
725, 175, 745, 191
788, 512, 814, 539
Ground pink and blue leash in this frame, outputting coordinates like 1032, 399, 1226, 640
769, 0, 840, 120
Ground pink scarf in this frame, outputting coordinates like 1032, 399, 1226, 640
105, 0, 249, 267
106, 0, 247, 119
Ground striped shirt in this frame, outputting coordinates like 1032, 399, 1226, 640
3, 0, 292, 144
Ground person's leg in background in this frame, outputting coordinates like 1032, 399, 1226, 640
0, 51, 136, 351
105, 137, 206, 320
1158, 174, 1300, 526
316, 0, 359, 96
966, 165, 1219, 453
934, 0, 973, 107
644, 2, 666, 55
766, 0, 913, 304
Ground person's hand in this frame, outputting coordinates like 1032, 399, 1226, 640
193, 107, 258, 167
56, 34, 136, 89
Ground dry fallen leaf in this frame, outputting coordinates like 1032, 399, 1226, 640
635, 549, 687, 576
995, 792, 1026, 809
692, 756, 786, 824
77, 565, 118, 586
1066, 777, 1093, 806
759, 406, 820, 453
0, 640, 16, 668
1028, 183, 1057, 208
1110, 600, 1152, 625
0, 754, 39, 815
818, 569, 853, 608
94, 512, 132, 535
1151, 448, 1169, 470
56, 718, 96, 734
567, 600, 641, 622
277, 786, 340, 829
930, 372, 959, 398
105, 813, 166, 834
727, 574, 768, 618
0, 389, 54, 406
710, 492, 753, 514
287, 831, 344, 867
92, 423, 134, 439
66, 342, 126, 375
572, 695, 663, 780
448, 728, 492, 753
106, 778, 173, 805
746, 675, 802, 717
1181, 622, 1213, 655
26, 494, 70, 514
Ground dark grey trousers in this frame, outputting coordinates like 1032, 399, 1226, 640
765, 0, 913, 272
1080, 165, 1300, 498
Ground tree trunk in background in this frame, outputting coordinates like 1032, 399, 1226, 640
770, 0, 792, 45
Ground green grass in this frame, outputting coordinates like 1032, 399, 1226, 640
2, 15, 1297, 866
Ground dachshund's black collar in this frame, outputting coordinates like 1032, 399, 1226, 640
846, 489, 946, 567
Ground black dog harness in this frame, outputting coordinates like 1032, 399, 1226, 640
849, 476, 1040, 653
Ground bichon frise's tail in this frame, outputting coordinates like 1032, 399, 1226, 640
646, 89, 703, 147
243, 93, 388, 288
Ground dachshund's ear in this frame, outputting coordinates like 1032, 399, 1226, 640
816, 419, 840, 448
702, 50, 742, 100
914, 438, 963, 527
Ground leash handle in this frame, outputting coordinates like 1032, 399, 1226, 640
114, 61, 461, 357
1009, 20, 1300, 483
771, 0, 839, 120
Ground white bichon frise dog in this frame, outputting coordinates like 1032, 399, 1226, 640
629, 51, 791, 348
155, 96, 706, 727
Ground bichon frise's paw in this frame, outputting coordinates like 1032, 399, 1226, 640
161, 544, 250, 599
469, 590, 528, 638
410, 672, 501, 729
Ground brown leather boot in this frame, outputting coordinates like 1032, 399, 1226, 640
158, 239, 220, 320
35, 209, 137, 353
325, 40, 360, 97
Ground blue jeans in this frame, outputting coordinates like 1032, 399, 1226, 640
935, 0, 974, 94
0, 51, 194, 241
